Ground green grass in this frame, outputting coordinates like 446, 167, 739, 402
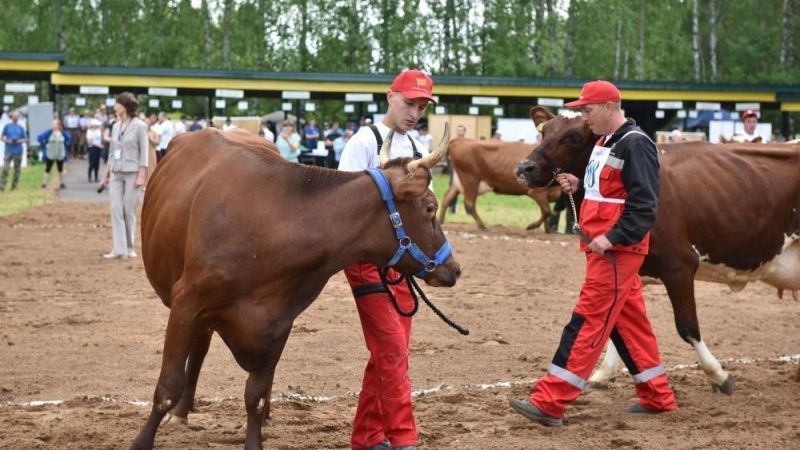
432, 172, 549, 229
0, 162, 54, 216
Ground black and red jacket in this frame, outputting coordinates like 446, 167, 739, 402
579, 119, 660, 255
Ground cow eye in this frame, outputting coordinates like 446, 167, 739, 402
426, 204, 436, 214
567, 135, 581, 145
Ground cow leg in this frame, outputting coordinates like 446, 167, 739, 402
657, 257, 734, 395
131, 304, 199, 449
438, 186, 459, 224
243, 330, 291, 450
164, 329, 214, 424
458, 173, 486, 229
587, 339, 620, 388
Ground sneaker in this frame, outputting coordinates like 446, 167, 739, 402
102, 252, 127, 260
509, 399, 562, 427
127, 250, 137, 258
626, 403, 663, 414
59, 183, 66, 189
367, 440, 392, 450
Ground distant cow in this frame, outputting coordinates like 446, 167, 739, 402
130, 127, 461, 449
439, 138, 564, 232
517, 106, 800, 394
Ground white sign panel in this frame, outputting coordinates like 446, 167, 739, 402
75, 97, 86, 106
471, 96, 499, 106
27, 95, 39, 105
538, 98, 564, 107
696, 102, 720, 110
238, 101, 248, 110
657, 101, 683, 110
148, 99, 160, 108
5, 83, 35, 93
79, 85, 109, 95
469, 106, 479, 115
677, 110, 687, 118
3, 95, 13, 104
304, 102, 316, 112
497, 118, 539, 143
655, 110, 665, 119
105, 97, 116, 107
148, 87, 177, 97
493, 107, 504, 116
367, 103, 378, 113
713, 112, 723, 120
688, 110, 698, 118
735, 102, 760, 111
345, 93, 373, 102
216, 89, 244, 99
344, 104, 355, 113
434, 106, 446, 114
215, 99, 226, 108
171, 99, 183, 109
281, 91, 310, 100
281, 102, 292, 111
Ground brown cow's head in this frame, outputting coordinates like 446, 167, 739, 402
378, 126, 460, 287
516, 106, 596, 187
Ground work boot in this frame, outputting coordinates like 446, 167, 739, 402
367, 439, 392, 450
509, 399, 562, 427
627, 403, 663, 414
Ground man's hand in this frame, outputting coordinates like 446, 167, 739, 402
588, 235, 613, 255
555, 173, 580, 194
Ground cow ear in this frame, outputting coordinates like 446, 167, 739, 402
387, 167, 429, 201
530, 106, 554, 127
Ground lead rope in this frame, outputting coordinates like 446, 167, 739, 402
379, 268, 469, 335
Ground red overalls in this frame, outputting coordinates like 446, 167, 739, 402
345, 263, 417, 449
530, 132, 677, 418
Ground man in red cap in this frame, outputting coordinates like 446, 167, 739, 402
730, 110, 769, 143
337, 69, 435, 450
510, 80, 677, 426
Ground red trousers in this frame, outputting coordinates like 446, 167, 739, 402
345, 263, 417, 450
531, 251, 677, 418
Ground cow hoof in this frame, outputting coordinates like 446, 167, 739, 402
161, 413, 189, 427
711, 375, 735, 395
586, 381, 610, 390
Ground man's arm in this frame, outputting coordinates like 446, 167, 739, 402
605, 135, 660, 246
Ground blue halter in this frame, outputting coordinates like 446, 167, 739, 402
366, 168, 452, 278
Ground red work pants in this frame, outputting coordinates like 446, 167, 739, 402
531, 251, 677, 418
345, 263, 417, 450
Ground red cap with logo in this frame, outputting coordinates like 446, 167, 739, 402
742, 110, 758, 120
565, 80, 621, 108
390, 69, 436, 104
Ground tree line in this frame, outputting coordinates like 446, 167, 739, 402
1, 0, 797, 86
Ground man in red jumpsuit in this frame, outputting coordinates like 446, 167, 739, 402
511, 80, 677, 426
337, 69, 435, 450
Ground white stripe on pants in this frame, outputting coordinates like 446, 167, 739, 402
109, 171, 141, 256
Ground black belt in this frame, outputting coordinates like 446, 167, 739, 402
352, 283, 388, 298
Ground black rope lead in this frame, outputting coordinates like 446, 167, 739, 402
379, 268, 469, 335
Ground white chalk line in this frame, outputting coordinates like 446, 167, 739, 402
5, 353, 798, 409
0, 223, 109, 230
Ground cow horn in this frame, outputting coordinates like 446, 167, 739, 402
379, 130, 395, 168
406, 122, 450, 173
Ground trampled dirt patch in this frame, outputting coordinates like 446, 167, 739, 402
1, 202, 798, 449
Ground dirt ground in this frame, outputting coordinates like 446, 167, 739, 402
1, 201, 798, 450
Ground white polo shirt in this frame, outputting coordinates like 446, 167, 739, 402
338, 122, 428, 172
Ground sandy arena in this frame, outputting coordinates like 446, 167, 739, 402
1, 201, 798, 449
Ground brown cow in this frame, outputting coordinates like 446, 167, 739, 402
130, 127, 460, 450
517, 107, 800, 394
439, 138, 564, 231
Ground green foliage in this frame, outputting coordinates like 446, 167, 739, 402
0, 0, 797, 85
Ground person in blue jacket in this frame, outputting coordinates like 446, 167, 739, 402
38, 118, 71, 189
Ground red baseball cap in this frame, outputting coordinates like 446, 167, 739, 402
390, 69, 436, 104
742, 110, 758, 119
565, 80, 621, 108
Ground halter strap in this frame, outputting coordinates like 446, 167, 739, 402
366, 168, 452, 277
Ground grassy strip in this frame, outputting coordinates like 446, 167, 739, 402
431, 172, 549, 229
0, 163, 55, 217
